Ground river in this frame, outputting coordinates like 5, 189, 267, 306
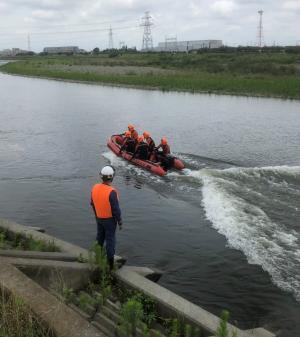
0, 71, 299, 337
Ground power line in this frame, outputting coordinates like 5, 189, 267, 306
0, 25, 140, 38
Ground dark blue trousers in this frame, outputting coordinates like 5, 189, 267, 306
96, 218, 117, 260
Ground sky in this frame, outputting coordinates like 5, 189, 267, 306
0, 0, 299, 51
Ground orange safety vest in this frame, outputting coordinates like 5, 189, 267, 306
91, 183, 117, 218
131, 130, 138, 140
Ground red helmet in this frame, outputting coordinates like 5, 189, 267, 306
125, 131, 131, 137
143, 131, 150, 138
137, 135, 144, 143
161, 137, 168, 145
128, 124, 134, 131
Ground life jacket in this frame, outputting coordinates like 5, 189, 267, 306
91, 183, 117, 218
146, 137, 155, 152
131, 130, 138, 140
161, 144, 170, 155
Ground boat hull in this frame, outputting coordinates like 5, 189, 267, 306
107, 135, 184, 176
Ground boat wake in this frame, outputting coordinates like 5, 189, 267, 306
103, 151, 300, 300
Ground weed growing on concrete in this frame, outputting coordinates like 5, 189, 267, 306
61, 286, 76, 304
216, 310, 237, 337
0, 230, 60, 252
78, 292, 96, 311
0, 231, 5, 248
118, 297, 144, 337
131, 292, 157, 327
116, 288, 157, 328
88, 242, 112, 305
0, 286, 54, 337
170, 319, 180, 337
184, 324, 192, 337
216, 310, 229, 337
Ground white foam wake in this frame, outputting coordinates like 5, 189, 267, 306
195, 166, 300, 300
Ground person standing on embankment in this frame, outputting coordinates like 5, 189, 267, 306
90, 166, 123, 270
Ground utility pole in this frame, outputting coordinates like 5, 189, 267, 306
257, 10, 264, 49
108, 26, 113, 49
27, 34, 31, 51
141, 11, 153, 51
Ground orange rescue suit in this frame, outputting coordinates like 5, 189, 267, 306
91, 183, 117, 218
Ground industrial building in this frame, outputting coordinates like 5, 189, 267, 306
43, 46, 80, 54
0, 48, 32, 56
155, 40, 223, 52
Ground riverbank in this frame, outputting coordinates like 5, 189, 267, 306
0, 218, 275, 337
1, 53, 300, 99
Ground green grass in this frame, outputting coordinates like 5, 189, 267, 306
1, 52, 300, 99
0, 287, 54, 337
0, 229, 59, 252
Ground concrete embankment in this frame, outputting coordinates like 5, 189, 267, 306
0, 218, 276, 337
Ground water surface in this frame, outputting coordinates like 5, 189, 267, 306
0, 73, 300, 336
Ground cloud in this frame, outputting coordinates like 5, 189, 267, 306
211, 0, 237, 16
31, 9, 58, 20
282, 1, 300, 11
0, 0, 298, 50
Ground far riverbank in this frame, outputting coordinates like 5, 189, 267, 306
1, 52, 300, 99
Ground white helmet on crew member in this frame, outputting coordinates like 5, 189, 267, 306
100, 166, 115, 182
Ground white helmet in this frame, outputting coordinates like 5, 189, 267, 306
100, 166, 115, 182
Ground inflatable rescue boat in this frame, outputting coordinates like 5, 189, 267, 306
107, 135, 185, 176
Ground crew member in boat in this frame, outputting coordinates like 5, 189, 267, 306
155, 137, 174, 170
120, 131, 135, 153
157, 137, 170, 155
143, 131, 156, 159
132, 136, 149, 160
127, 124, 138, 141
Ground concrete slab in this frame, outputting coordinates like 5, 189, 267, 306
245, 328, 276, 337
0, 218, 126, 265
0, 249, 78, 262
1, 256, 94, 291
125, 266, 163, 282
116, 266, 256, 337
26, 226, 46, 233
0, 261, 106, 337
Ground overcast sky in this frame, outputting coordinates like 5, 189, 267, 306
0, 0, 299, 51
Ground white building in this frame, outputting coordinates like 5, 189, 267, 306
155, 40, 223, 52
0, 48, 31, 56
0, 49, 12, 56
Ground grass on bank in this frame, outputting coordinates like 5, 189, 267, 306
0, 229, 59, 252
1, 52, 300, 99
0, 286, 54, 337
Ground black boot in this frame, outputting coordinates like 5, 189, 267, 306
108, 257, 114, 271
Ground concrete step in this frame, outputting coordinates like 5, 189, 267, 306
94, 312, 117, 333
105, 298, 121, 312
0, 249, 78, 262
68, 303, 91, 321
102, 305, 120, 323
92, 320, 116, 337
